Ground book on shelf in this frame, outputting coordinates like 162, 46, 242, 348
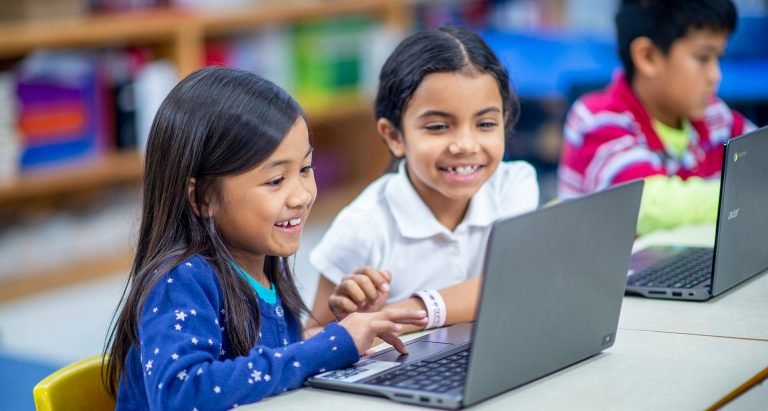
0, 72, 20, 180
202, 15, 386, 110
102, 47, 152, 150
3, 47, 164, 177
133, 59, 178, 151
0, 0, 87, 23
90, 0, 163, 13
171, 0, 252, 11
205, 26, 295, 93
16, 51, 112, 171
293, 16, 374, 108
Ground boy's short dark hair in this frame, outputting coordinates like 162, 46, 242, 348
615, 0, 737, 82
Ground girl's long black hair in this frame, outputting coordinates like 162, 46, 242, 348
103, 67, 310, 397
374, 25, 519, 172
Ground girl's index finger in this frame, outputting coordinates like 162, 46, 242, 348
379, 331, 408, 355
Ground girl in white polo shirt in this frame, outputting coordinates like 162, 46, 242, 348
306, 26, 539, 339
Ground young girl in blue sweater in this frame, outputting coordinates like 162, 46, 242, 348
103, 67, 426, 410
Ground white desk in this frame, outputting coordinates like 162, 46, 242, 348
242, 330, 768, 410
624, 224, 768, 340
620, 273, 768, 341
238, 225, 768, 410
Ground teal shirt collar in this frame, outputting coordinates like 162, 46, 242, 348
230, 260, 277, 305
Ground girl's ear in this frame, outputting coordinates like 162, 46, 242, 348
187, 177, 211, 217
377, 118, 406, 157
630, 36, 662, 78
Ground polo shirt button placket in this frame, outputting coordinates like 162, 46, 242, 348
455, 271, 464, 281
452, 243, 463, 280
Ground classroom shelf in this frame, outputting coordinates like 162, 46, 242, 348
0, 0, 409, 299
0, 249, 133, 302
0, 98, 371, 210
0, 0, 403, 203
0, 11, 185, 55
0, 10, 202, 75
202, 0, 410, 37
0, 150, 143, 209
304, 94, 373, 123
0, 0, 410, 75
0, 96, 372, 213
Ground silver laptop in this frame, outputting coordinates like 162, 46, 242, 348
627, 125, 768, 301
307, 180, 643, 409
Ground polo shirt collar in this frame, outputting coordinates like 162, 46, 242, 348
385, 161, 501, 239
611, 72, 665, 151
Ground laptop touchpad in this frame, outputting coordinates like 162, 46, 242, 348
368, 341, 453, 363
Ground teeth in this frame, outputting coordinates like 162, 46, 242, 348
447, 165, 479, 175
276, 218, 301, 227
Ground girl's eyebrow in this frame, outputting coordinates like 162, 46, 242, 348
417, 107, 501, 120
417, 110, 453, 119
263, 146, 314, 170
475, 107, 502, 116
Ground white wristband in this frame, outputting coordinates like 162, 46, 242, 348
412, 290, 447, 329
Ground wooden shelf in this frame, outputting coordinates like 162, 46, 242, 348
0, 150, 143, 208
0, 250, 132, 302
0, 0, 410, 75
0, 0, 407, 297
0, 9, 204, 75
202, 0, 409, 36
0, 10, 189, 57
304, 94, 373, 124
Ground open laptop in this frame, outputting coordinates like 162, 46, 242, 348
307, 180, 643, 409
626, 125, 768, 301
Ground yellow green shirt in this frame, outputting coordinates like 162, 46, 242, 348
637, 119, 720, 235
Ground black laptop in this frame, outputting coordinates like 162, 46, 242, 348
626, 125, 768, 300
307, 181, 643, 409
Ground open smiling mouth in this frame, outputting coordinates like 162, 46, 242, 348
275, 218, 302, 230
438, 165, 483, 176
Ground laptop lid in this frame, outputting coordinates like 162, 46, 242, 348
463, 180, 643, 407
307, 181, 642, 408
712, 125, 768, 296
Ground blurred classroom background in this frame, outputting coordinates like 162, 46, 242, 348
1, 0, 767, 409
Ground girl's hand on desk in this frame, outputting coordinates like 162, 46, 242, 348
329, 267, 391, 320
338, 308, 427, 355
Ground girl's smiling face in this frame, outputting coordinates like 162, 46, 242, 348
209, 118, 316, 272
383, 71, 506, 221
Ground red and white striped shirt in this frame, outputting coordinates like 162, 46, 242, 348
558, 73, 755, 198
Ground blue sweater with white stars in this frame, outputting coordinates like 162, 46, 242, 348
116, 255, 359, 410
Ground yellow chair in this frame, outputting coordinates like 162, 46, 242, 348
33, 355, 115, 411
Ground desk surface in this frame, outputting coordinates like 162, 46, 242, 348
238, 224, 767, 410
620, 273, 768, 341
626, 224, 768, 341
241, 330, 768, 410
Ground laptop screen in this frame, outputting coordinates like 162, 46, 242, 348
711, 125, 768, 296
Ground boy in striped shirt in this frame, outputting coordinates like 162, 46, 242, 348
558, 0, 755, 235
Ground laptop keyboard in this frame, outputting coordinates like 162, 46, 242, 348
628, 248, 713, 289
366, 348, 470, 393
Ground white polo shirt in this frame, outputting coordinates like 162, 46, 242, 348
309, 160, 540, 303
